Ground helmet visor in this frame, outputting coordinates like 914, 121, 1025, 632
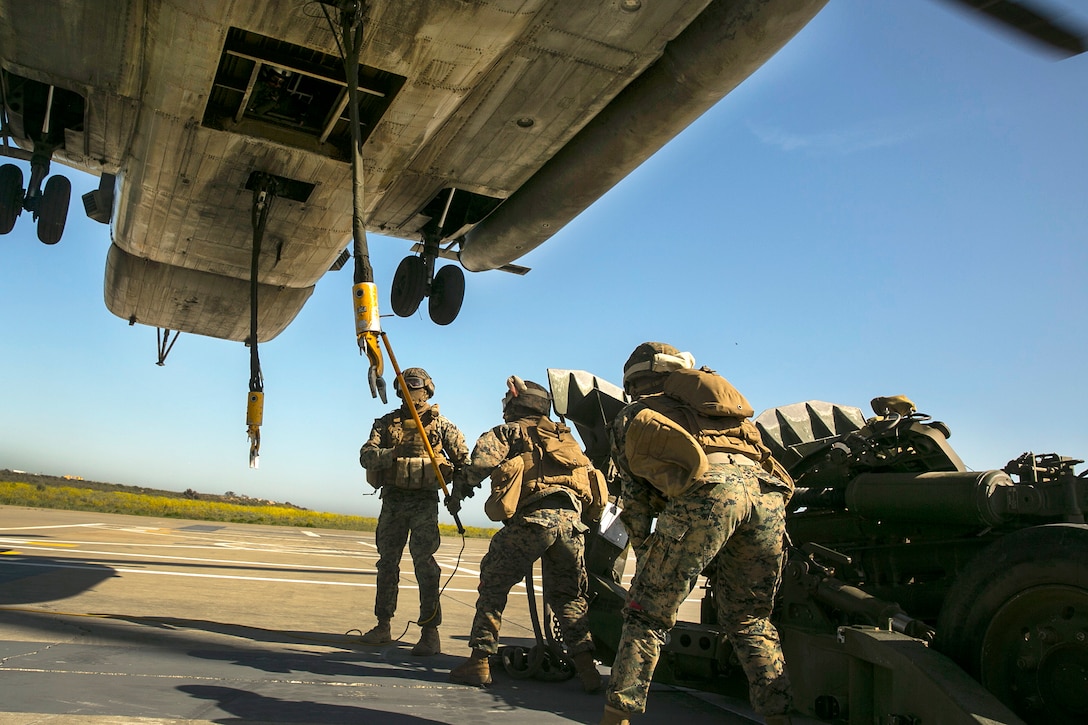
402, 375, 427, 390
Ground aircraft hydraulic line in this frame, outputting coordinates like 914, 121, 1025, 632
324, 0, 386, 400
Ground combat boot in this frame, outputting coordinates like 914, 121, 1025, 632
411, 626, 441, 656
573, 651, 601, 693
358, 620, 391, 645
763, 716, 793, 725
449, 649, 492, 686
599, 705, 631, 725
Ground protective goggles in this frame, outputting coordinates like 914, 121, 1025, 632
402, 376, 427, 390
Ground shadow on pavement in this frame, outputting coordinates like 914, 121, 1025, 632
0, 554, 116, 604
179, 685, 451, 724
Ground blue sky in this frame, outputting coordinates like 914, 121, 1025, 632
2, 1, 1086, 528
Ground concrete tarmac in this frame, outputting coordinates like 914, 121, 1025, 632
0, 506, 777, 725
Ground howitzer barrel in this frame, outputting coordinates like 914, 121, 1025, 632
845, 470, 1014, 527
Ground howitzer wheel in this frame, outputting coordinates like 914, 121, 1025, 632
936, 524, 1088, 725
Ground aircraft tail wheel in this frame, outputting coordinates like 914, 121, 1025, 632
0, 163, 25, 235
390, 254, 426, 316
428, 264, 465, 326
935, 524, 1088, 724
36, 175, 72, 245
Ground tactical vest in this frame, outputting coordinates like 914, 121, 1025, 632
484, 417, 607, 521
368, 406, 452, 490
623, 369, 775, 498
656, 368, 770, 464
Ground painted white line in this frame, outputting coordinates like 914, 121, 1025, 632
300, 530, 320, 537
0, 537, 374, 558
0, 559, 482, 592
1, 546, 375, 573
0, 523, 104, 531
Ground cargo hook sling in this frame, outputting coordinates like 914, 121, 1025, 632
246, 173, 278, 469
500, 568, 575, 681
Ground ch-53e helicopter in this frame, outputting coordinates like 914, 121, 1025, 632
1, 0, 1084, 341
536, 368, 1087, 725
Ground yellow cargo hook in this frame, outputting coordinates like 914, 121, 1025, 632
354, 281, 386, 403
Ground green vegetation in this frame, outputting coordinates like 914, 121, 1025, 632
0, 478, 496, 539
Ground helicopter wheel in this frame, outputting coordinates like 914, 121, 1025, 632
390, 254, 426, 316
36, 175, 71, 245
935, 524, 1088, 725
428, 264, 464, 326
0, 164, 24, 235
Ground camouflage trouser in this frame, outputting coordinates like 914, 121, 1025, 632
606, 465, 792, 717
373, 488, 442, 627
467, 504, 593, 656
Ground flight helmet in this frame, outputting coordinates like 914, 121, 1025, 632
622, 342, 695, 398
395, 367, 435, 400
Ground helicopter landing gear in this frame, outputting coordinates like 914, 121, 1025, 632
0, 149, 72, 245
390, 254, 427, 316
429, 263, 464, 326
389, 230, 466, 325
35, 174, 71, 245
0, 163, 22, 235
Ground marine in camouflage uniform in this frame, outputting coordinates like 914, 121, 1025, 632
601, 343, 794, 725
358, 367, 469, 656
448, 377, 602, 693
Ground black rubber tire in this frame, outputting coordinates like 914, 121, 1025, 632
935, 523, 1088, 725
390, 255, 426, 317
0, 163, 24, 235
37, 174, 71, 245
428, 264, 465, 326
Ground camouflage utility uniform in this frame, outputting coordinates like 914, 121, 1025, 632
360, 403, 469, 630
461, 418, 594, 656
606, 392, 794, 720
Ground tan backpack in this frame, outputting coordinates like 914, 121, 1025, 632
624, 368, 771, 496
663, 367, 754, 418
483, 418, 607, 522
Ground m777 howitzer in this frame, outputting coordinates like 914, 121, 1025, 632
546, 370, 1088, 725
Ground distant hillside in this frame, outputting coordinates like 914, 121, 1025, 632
0, 468, 497, 538
0, 469, 306, 510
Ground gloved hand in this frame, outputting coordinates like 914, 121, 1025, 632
361, 446, 397, 470
452, 476, 474, 500
444, 494, 462, 515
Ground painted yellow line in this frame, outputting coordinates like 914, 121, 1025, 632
25, 541, 79, 548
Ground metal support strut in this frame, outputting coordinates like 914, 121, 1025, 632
156, 328, 179, 366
